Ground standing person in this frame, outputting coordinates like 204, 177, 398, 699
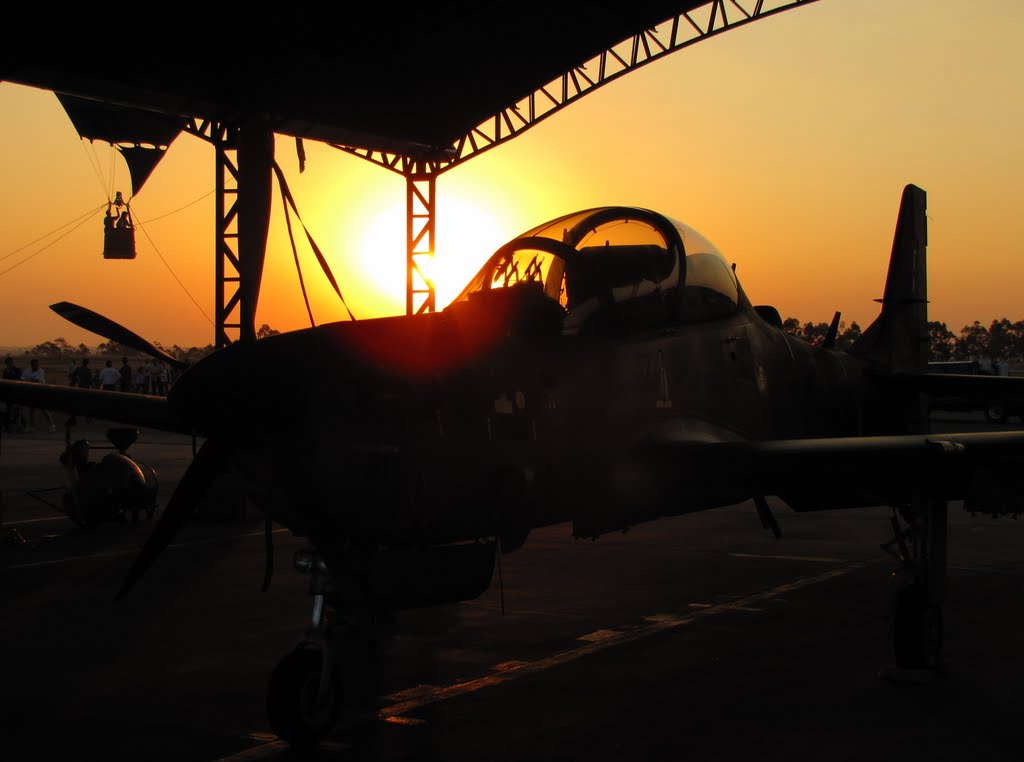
20, 358, 56, 433
135, 361, 150, 395
152, 361, 169, 396
73, 358, 93, 389
98, 359, 121, 390
2, 356, 20, 432
120, 356, 133, 392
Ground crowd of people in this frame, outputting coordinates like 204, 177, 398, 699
65, 356, 172, 395
1, 355, 174, 434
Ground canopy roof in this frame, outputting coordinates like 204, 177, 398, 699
2, 3, 719, 155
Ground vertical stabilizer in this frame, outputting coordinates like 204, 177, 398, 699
850, 184, 928, 374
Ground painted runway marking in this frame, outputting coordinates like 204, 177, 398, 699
730, 552, 845, 563
384, 715, 427, 726
577, 629, 621, 642
212, 558, 881, 762
381, 560, 879, 712
4, 515, 68, 526
3, 528, 291, 570
645, 614, 683, 623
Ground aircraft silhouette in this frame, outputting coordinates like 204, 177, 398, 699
4, 183, 1024, 746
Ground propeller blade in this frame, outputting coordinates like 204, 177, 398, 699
116, 439, 225, 599
50, 301, 190, 370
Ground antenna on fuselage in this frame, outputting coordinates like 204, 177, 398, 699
822, 311, 841, 350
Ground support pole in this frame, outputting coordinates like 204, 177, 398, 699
236, 119, 275, 343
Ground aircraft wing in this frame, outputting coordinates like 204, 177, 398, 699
898, 372, 1024, 400
636, 430, 1024, 516
0, 380, 189, 434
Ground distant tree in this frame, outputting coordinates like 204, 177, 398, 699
801, 321, 831, 346
954, 321, 989, 360
76, 343, 91, 356
835, 321, 862, 351
781, 317, 858, 348
987, 318, 1014, 360
1006, 320, 1024, 360
30, 337, 76, 358
257, 323, 280, 340
96, 340, 130, 356
927, 321, 956, 361
167, 344, 216, 364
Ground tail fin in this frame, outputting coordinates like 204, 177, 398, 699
850, 184, 928, 374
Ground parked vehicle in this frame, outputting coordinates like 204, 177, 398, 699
928, 359, 1018, 422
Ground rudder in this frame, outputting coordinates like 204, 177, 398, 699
850, 184, 929, 374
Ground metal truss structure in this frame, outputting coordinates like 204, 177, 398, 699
334, 0, 819, 316
181, 1, 818, 340
184, 119, 243, 348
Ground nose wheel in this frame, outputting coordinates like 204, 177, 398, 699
267, 542, 374, 748
267, 646, 340, 747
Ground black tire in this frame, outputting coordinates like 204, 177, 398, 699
892, 585, 942, 669
267, 647, 340, 747
985, 400, 1008, 424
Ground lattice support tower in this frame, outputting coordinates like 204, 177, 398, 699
406, 170, 437, 316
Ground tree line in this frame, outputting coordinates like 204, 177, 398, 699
781, 317, 1022, 361
19, 319, 1022, 363
23, 324, 281, 363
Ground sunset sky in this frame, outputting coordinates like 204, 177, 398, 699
2, 0, 1022, 349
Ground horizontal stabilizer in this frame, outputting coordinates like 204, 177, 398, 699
889, 372, 1024, 401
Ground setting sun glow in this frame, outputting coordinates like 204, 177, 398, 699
352, 196, 510, 315
2, 0, 1023, 349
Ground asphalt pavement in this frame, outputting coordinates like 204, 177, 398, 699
1, 414, 1022, 761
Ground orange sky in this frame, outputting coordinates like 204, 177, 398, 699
2, 0, 1023, 349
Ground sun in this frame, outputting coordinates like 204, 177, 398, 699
353, 195, 510, 315
432, 196, 509, 306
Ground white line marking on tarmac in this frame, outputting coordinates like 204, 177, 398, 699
384, 716, 427, 726
4, 515, 68, 526
376, 559, 879, 715
3, 528, 291, 570
212, 558, 881, 762
577, 629, 621, 642
730, 552, 845, 563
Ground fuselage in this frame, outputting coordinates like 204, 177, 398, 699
168, 206, 895, 550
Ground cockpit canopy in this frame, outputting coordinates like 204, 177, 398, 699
449, 207, 739, 333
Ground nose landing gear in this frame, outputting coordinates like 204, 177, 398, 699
266, 545, 343, 747
267, 645, 340, 747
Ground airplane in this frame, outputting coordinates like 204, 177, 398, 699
4, 182, 1024, 747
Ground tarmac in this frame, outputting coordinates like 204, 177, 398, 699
1, 413, 1022, 761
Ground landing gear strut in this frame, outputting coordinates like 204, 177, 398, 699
266, 545, 343, 747
882, 493, 948, 672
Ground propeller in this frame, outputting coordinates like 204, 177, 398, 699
116, 439, 226, 599
50, 301, 190, 370
49, 299, 293, 597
